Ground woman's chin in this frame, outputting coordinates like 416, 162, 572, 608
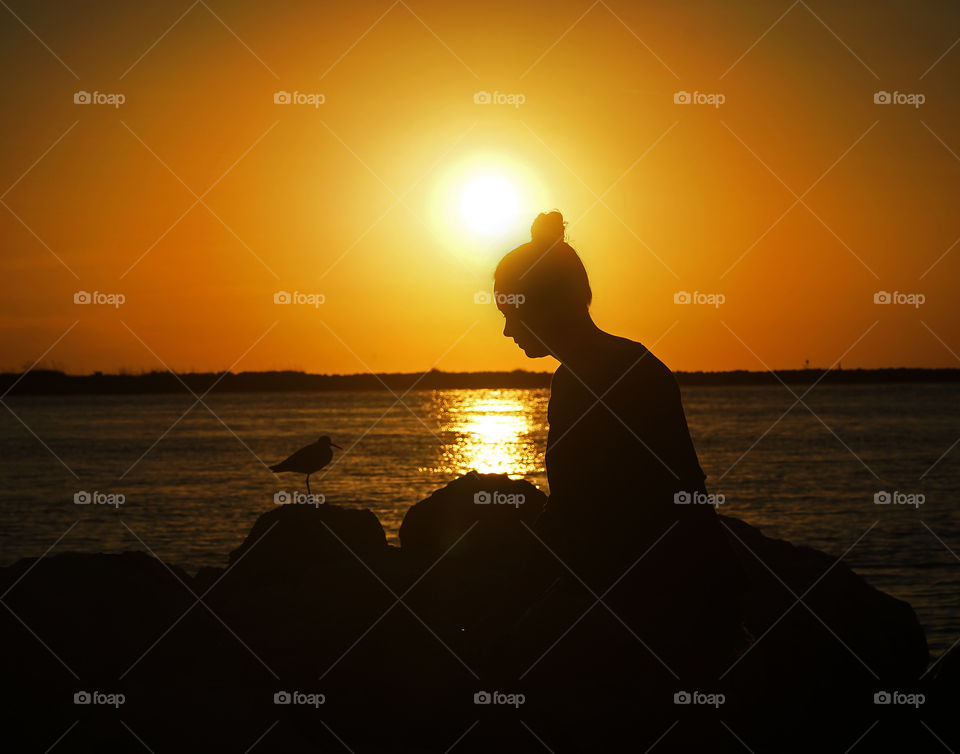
520, 344, 549, 359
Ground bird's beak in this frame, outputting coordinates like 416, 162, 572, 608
332, 443, 343, 449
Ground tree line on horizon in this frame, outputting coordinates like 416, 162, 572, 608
0, 367, 958, 395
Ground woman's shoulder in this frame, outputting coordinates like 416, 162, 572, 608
603, 334, 673, 378
552, 333, 677, 391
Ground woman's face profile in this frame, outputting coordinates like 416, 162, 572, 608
496, 291, 551, 358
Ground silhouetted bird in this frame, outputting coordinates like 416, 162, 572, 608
270, 435, 342, 495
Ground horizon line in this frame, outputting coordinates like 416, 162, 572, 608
3, 366, 960, 378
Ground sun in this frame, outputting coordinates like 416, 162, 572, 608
460, 175, 519, 236
426, 154, 547, 256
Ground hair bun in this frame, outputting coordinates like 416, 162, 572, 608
531, 211, 565, 244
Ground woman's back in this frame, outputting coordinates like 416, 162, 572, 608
544, 334, 708, 528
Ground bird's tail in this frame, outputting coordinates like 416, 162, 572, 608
269, 463, 282, 472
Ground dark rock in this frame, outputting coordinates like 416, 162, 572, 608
715, 515, 930, 751
396, 473, 549, 633
0, 477, 941, 753
0, 551, 229, 751
929, 640, 960, 683
227, 500, 389, 581
399, 472, 545, 562
394, 477, 935, 751
0, 551, 195, 680
927, 643, 960, 751
719, 514, 929, 682
206, 501, 402, 681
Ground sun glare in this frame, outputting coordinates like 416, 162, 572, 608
460, 175, 519, 236
426, 153, 548, 262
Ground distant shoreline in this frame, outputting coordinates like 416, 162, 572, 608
2, 368, 959, 395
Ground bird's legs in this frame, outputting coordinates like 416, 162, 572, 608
306, 473, 312, 496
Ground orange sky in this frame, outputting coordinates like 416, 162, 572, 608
1, 0, 959, 375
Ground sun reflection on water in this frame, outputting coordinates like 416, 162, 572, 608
424, 389, 548, 478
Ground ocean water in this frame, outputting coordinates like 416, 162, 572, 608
1, 384, 958, 656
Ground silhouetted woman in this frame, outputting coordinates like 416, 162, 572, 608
494, 211, 747, 679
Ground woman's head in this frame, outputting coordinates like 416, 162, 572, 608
494, 211, 592, 358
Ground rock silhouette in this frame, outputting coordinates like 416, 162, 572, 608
0, 474, 950, 752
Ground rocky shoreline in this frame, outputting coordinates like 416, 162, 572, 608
2, 473, 955, 752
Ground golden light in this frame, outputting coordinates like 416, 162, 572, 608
460, 175, 519, 235
426, 151, 549, 263
425, 389, 548, 477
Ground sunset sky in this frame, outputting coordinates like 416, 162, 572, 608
2, 0, 959, 375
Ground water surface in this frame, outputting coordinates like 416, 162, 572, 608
1, 384, 957, 655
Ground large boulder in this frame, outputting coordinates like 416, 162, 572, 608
400, 472, 551, 664
394, 477, 935, 751
715, 515, 930, 751
927, 642, 960, 749
227, 500, 390, 580
202, 501, 403, 682
719, 514, 929, 682
396, 475, 929, 684
399, 472, 545, 563
0, 551, 194, 681
0, 551, 235, 751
